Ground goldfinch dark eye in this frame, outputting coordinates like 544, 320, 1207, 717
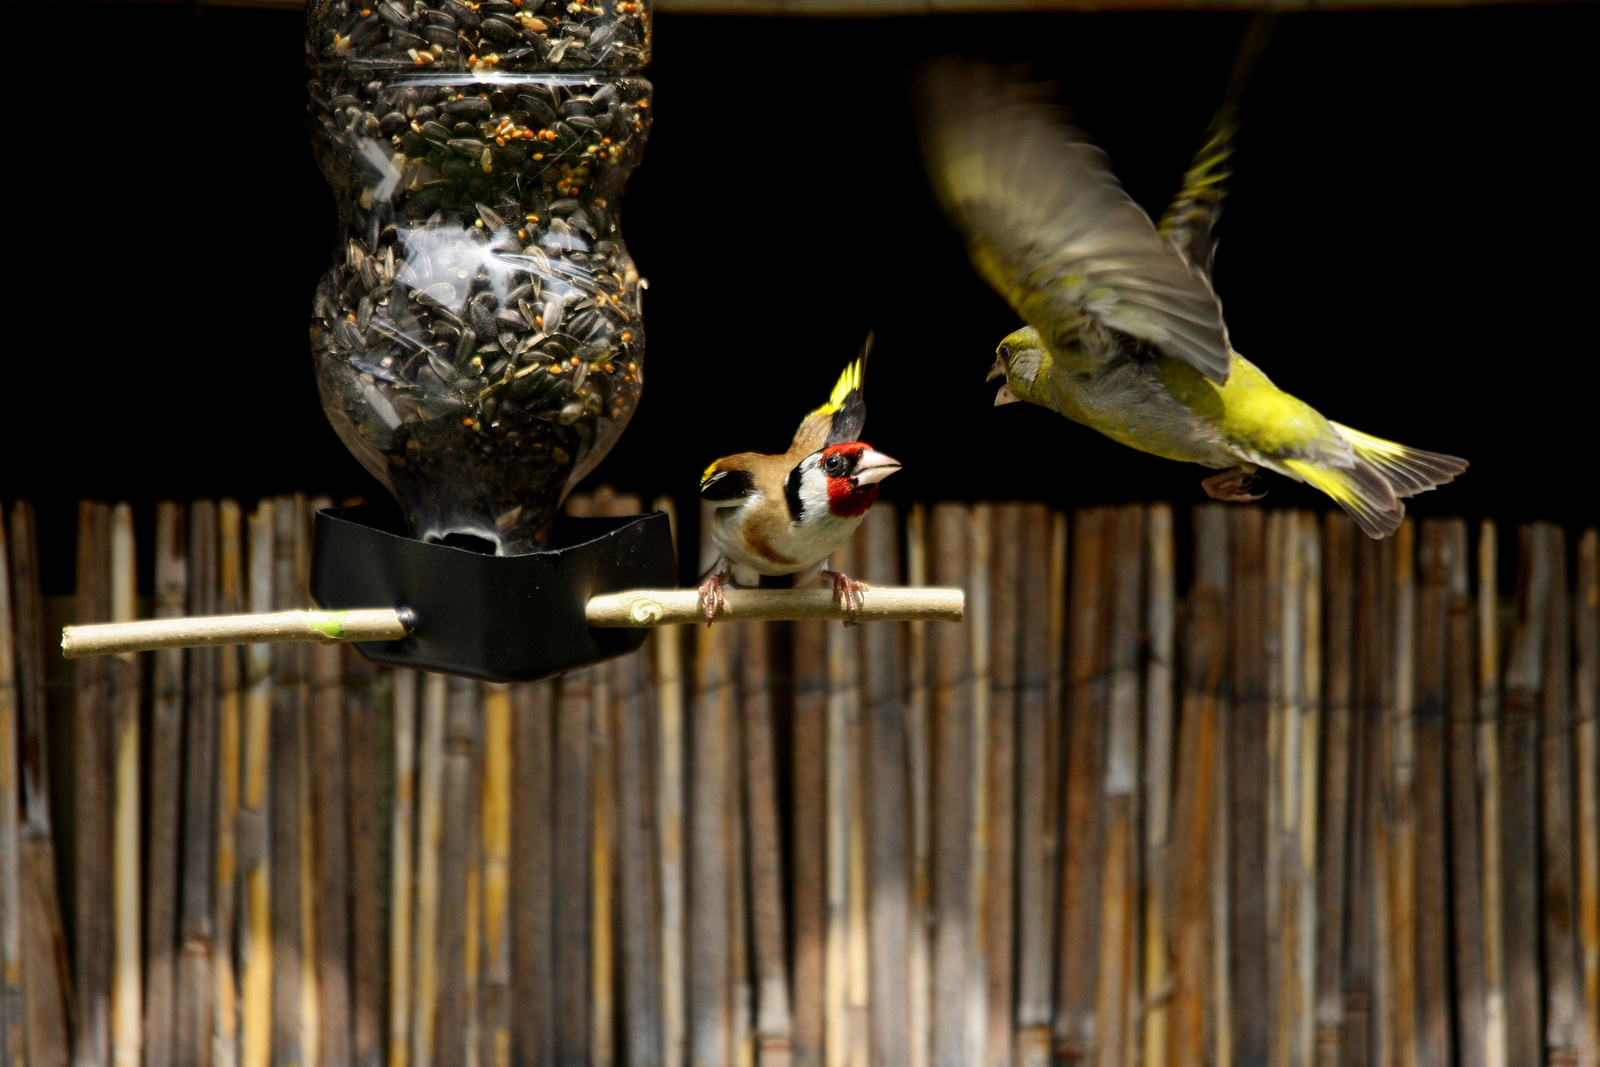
999, 344, 1012, 360
823, 454, 845, 476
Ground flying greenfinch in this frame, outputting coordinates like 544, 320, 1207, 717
918, 58, 1465, 537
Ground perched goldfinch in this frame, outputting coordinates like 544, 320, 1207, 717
699, 336, 901, 624
918, 59, 1466, 538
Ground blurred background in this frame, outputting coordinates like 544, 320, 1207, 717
4, 1, 1596, 589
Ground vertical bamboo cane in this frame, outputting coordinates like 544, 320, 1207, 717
745, 607, 793, 1067
216, 500, 246, 1067
309, 600, 352, 1067
1370, 532, 1399, 1065
1538, 525, 1583, 1066
480, 682, 513, 1067
1315, 514, 1356, 1067
905, 505, 933, 1067
577, 490, 617, 1067
510, 679, 554, 1067
1095, 505, 1143, 1067
860, 506, 906, 1067
1477, 521, 1508, 1067
1262, 511, 1287, 1065
553, 660, 594, 1067
1575, 528, 1600, 1067
966, 506, 991, 1067
109, 504, 141, 1067
825, 537, 860, 1067
929, 503, 973, 1067
1413, 522, 1452, 1067
1386, 523, 1418, 1067
1263, 510, 1288, 1067
1343, 533, 1392, 1067
1500, 524, 1546, 1067
467, 682, 485, 1067
436, 678, 484, 1066
1167, 506, 1227, 1067
729, 630, 752, 1067
0, 500, 20, 1067
1227, 507, 1269, 1067
1272, 513, 1312, 1067
388, 670, 418, 1067
413, 672, 447, 1067
592, 657, 617, 1067
147, 502, 187, 1067
1140, 504, 1175, 1067
271, 494, 313, 1067
1014, 505, 1062, 1067
9, 502, 73, 1067
345, 647, 386, 1067
1296, 513, 1323, 1067
983, 504, 1019, 1067
179, 501, 221, 1066
689, 614, 737, 1067
656, 493, 687, 1067
617, 593, 665, 1067
689, 494, 729, 1067
1055, 507, 1110, 1065
845, 518, 875, 1067
296, 500, 321, 1067
1444, 519, 1489, 1067
791, 607, 827, 1067
588, 493, 657, 1067
240, 501, 274, 1067
1212, 511, 1236, 1067
74, 500, 114, 1067
1049, 508, 1067, 1028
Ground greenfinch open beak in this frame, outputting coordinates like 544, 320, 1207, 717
986, 357, 1006, 382
994, 383, 1020, 406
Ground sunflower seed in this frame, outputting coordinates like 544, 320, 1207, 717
442, 96, 493, 121
541, 295, 566, 333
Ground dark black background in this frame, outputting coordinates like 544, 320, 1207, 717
3, 1, 1596, 591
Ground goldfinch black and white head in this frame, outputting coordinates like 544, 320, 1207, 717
696, 335, 900, 623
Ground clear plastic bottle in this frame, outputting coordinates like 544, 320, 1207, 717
307, 0, 652, 553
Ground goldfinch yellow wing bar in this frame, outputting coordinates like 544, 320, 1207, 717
60, 587, 965, 658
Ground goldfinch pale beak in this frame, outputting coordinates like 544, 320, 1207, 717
853, 450, 901, 486
994, 383, 1021, 406
986, 357, 1006, 382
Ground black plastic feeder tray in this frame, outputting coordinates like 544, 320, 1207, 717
311, 505, 678, 682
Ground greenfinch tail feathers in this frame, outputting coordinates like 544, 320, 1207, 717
1281, 427, 1468, 538
1329, 422, 1470, 498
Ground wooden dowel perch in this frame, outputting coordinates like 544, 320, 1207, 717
62, 609, 416, 659
60, 588, 965, 658
585, 587, 964, 627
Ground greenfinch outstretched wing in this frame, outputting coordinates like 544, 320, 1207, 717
1158, 114, 1237, 279
1158, 14, 1274, 277
919, 60, 1234, 385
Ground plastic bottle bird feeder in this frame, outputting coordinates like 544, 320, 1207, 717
301, 0, 675, 678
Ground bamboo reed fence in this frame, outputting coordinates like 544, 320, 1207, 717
1, 493, 1597, 1067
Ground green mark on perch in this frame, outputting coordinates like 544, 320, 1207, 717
305, 610, 350, 639
629, 597, 664, 625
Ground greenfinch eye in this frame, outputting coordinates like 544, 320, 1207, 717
999, 344, 1012, 360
